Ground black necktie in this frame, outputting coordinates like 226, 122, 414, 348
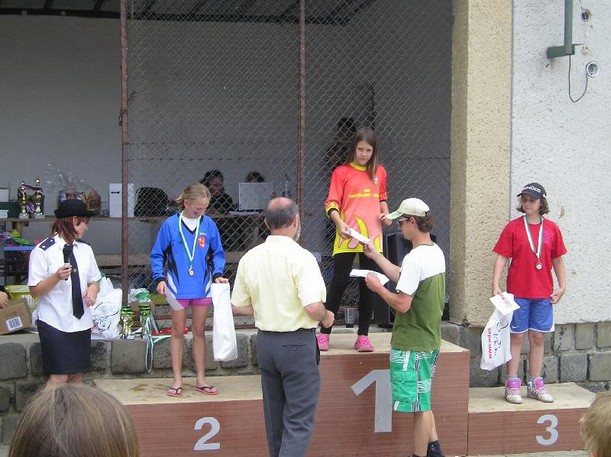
66, 245, 84, 318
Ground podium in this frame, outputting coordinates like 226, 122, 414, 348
468, 383, 593, 455
97, 333, 591, 456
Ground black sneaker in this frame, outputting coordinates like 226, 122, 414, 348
427, 440, 445, 457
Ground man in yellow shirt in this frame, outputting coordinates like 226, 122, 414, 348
232, 197, 334, 457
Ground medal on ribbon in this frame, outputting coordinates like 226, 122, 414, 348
178, 213, 201, 277
523, 215, 544, 271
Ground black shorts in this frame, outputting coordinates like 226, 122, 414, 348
36, 319, 91, 375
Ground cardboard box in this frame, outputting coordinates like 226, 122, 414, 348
0, 298, 32, 335
109, 183, 134, 218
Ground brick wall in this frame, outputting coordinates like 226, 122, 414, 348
445, 322, 611, 390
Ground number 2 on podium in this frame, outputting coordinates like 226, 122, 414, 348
193, 417, 221, 451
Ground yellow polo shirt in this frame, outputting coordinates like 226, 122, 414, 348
231, 235, 326, 332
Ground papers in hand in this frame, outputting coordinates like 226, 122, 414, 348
350, 269, 389, 286
489, 292, 520, 316
346, 227, 371, 244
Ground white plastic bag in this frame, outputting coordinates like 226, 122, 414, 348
211, 283, 238, 362
480, 309, 512, 370
91, 277, 122, 339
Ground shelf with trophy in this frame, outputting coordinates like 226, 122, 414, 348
0, 178, 46, 225
0, 179, 45, 285
1, 178, 107, 227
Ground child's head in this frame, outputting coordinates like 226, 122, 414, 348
516, 182, 549, 215
9, 383, 140, 457
176, 183, 211, 212
245, 171, 265, 183
347, 127, 379, 179
580, 391, 611, 457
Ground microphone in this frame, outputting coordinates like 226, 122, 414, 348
63, 245, 72, 281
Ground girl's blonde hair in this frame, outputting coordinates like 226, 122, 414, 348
9, 383, 140, 457
580, 391, 611, 457
176, 183, 211, 210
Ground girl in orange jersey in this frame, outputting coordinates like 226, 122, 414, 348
319, 127, 392, 352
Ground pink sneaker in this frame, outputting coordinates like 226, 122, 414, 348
504, 378, 522, 404
354, 335, 374, 352
527, 377, 554, 403
317, 334, 329, 351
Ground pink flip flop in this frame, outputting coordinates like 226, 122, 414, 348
166, 386, 183, 398
195, 385, 219, 396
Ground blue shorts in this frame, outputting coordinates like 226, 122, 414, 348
510, 298, 554, 333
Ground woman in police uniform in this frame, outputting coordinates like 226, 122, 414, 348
28, 199, 101, 385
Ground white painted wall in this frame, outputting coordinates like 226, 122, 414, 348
512, 0, 611, 322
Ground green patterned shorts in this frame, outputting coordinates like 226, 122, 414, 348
389, 347, 440, 413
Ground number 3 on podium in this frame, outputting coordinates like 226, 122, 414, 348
536, 414, 559, 446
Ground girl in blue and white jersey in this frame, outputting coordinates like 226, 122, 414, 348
151, 182, 228, 397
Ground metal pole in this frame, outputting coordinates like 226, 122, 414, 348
297, 0, 306, 243
119, 0, 129, 304
563, 0, 573, 55
545, 0, 575, 58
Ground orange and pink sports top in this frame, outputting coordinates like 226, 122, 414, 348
325, 162, 388, 255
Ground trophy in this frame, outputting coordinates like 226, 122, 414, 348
120, 307, 135, 339
18, 181, 29, 219
31, 177, 45, 219
139, 303, 153, 339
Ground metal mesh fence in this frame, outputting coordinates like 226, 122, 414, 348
122, 0, 452, 323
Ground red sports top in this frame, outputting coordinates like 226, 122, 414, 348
493, 216, 567, 299
325, 163, 388, 255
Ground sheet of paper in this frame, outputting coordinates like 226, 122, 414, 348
346, 227, 371, 244
349, 269, 389, 286
489, 291, 520, 315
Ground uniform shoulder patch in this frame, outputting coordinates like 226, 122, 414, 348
39, 237, 55, 250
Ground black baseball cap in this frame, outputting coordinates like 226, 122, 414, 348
55, 199, 95, 218
517, 182, 546, 200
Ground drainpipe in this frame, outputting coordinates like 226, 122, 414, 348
546, 0, 576, 58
